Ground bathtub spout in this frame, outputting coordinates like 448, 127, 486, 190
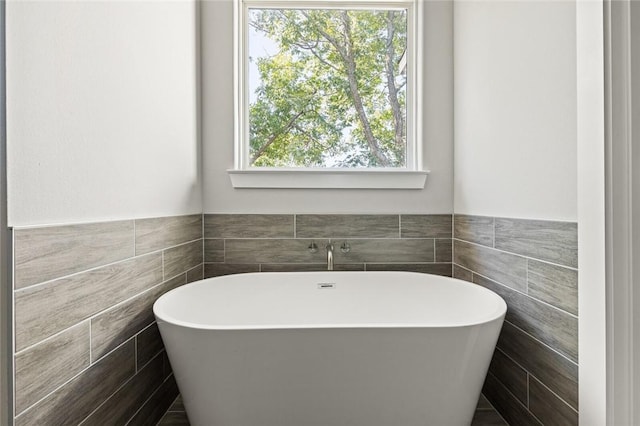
326, 244, 334, 271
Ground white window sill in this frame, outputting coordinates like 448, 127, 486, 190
227, 168, 429, 189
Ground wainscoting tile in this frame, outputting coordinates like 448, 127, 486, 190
15, 322, 90, 415
483, 373, 542, 426
204, 214, 294, 238
260, 263, 364, 272
204, 263, 260, 278
528, 260, 578, 316
296, 214, 399, 238
78, 354, 164, 426
135, 215, 202, 256
488, 349, 528, 405
471, 409, 508, 426
163, 240, 203, 280
169, 395, 185, 412
158, 412, 190, 426
14, 220, 134, 289
435, 239, 452, 262
186, 264, 204, 283
400, 214, 452, 238
476, 394, 492, 410
15, 253, 162, 351
529, 376, 579, 426
454, 215, 494, 247
128, 376, 180, 426
136, 323, 164, 370
365, 263, 452, 277
15, 340, 135, 426
498, 322, 578, 410
495, 218, 578, 268
91, 274, 186, 361
225, 239, 329, 264
453, 240, 527, 292
204, 239, 224, 263
453, 265, 473, 282
475, 275, 578, 363
334, 239, 434, 263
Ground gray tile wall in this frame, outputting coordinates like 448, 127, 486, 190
12, 214, 203, 425
203, 214, 453, 278
453, 215, 579, 426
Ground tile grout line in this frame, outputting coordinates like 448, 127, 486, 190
485, 371, 544, 426
78, 350, 166, 426
15, 337, 137, 420
124, 373, 175, 425
453, 238, 578, 271
502, 318, 578, 367
469, 267, 578, 319
15, 237, 203, 294
494, 345, 578, 413
15, 272, 185, 357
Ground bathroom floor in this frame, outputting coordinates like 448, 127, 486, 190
156, 394, 508, 426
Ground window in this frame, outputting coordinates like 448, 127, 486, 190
231, 0, 427, 188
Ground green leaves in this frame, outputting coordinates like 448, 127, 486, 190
248, 8, 407, 168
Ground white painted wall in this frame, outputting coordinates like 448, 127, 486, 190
453, 0, 577, 221
201, 0, 454, 214
6, 0, 201, 227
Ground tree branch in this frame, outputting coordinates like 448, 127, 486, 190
385, 11, 405, 154
251, 110, 306, 164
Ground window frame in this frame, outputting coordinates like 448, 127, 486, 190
231, 0, 428, 189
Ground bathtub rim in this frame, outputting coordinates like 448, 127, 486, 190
154, 271, 507, 331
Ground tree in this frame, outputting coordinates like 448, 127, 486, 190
248, 8, 407, 168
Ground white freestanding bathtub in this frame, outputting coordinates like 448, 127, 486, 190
154, 271, 506, 426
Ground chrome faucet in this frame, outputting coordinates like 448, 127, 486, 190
326, 244, 334, 271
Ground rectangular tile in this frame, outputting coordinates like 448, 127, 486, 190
296, 214, 399, 238
471, 409, 508, 426
204, 239, 224, 263
128, 376, 180, 426
483, 373, 542, 426
334, 239, 435, 263
498, 322, 578, 410
15, 340, 135, 426
163, 240, 202, 280
225, 239, 329, 264
91, 274, 186, 361
204, 263, 260, 279
528, 259, 578, 315
14, 220, 134, 289
186, 264, 204, 283
15, 322, 90, 414
476, 394, 493, 411
137, 323, 164, 369
400, 214, 452, 238
529, 376, 579, 426
454, 215, 494, 247
453, 265, 473, 282
135, 214, 202, 256
495, 218, 578, 268
204, 263, 260, 278
78, 354, 164, 426
15, 253, 162, 351
158, 412, 190, 425
435, 239, 452, 262
488, 349, 528, 405
168, 395, 185, 412
204, 214, 294, 238
365, 263, 452, 277
453, 240, 527, 292
475, 275, 578, 363
261, 263, 364, 272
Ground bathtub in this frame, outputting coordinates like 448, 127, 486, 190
154, 271, 506, 426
